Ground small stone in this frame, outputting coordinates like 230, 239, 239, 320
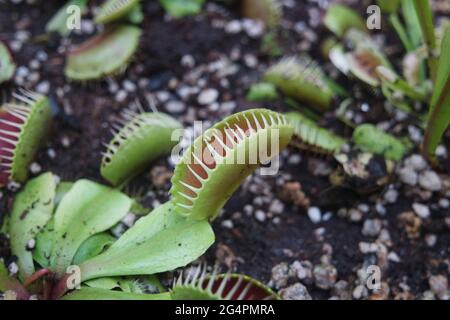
115, 90, 127, 102
419, 170, 442, 191
287, 154, 301, 165
412, 203, 430, 219
290, 260, 313, 282
255, 210, 266, 222
221, 219, 234, 229
307, 207, 321, 224
61, 136, 70, 148
269, 199, 284, 215
8, 262, 18, 275
29, 162, 42, 174
362, 219, 382, 237
387, 251, 401, 262
313, 263, 337, 290
122, 213, 136, 228
242, 19, 264, 38
197, 88, 219, 105
165, 100, 185, 113
404, 154, 427, 171
26, 239, 36, 250
384, 189, 398, 203
243, 54, 258, 68
429, 275, 448, 300
359, 242, 378, 253
439, 198, 449, 209
270, 262, 289, 289
348, 208, 363, 222
333, 280, 351, 300
123, 80, 136, 92
398, 166, 418, 186
35, 81, 50, 94
279, 283, 312, 300
180, 54, 195, 68
425, 234, 437, 247
225, 20, 242, 34
375, 203, 386, 215
352, 285, 366, 299
47, 148, 56, 159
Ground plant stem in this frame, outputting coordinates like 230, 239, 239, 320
422, 76, 450, 161
23, 268, 51, 287
389, 13, 413, 52
413, 0, 437, 82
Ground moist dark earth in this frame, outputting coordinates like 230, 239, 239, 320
1, 0, 450, 300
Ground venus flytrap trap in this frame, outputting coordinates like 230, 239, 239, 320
285, 111, 346, 156
241, 0, 281, 30
101, 109, 182, 186
263, 57, 334, 113
46, 0, 88, 37
64, 25, 141, 81
0, 91, 52, 187
170, 108, 293, 220
171, 265, 279, 300
159, 0, 205, 18
0, 41, 16, 84
95, 0, 142, 24
323, 4, 366, 38
352, 124, 411, 161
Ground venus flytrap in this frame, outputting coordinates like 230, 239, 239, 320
241, 0, 281, 30
95, 0, 141, 24
323, 4, 366, 38
264, 57, 334, 112
285, 111, 346, 156
46, 0, 88, 37
170, 108, 293, 220
101, 109, 182, 186
0, 91, 52, 187
171, 265, 279, 300
64, 25, 141, 81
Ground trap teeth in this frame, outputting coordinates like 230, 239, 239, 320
0, 92, 52, 187
64, 25, 141, 81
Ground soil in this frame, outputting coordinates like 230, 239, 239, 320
0, 0, 450, 300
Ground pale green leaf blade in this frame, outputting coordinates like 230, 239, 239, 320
78, 202, 214, 281
9, 172, 56, 279
49, 179, 132, 274
72, 232, 116, 265
423, 26, 450, 159
46, 0, 88, 37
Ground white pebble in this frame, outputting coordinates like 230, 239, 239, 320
165, 100, 185, 113
307, 207, 322, 224
412, 203, 430, 219
418, 170, 442, 191
255, 210, 266, 222
197, 88, 219, 105
225, 20, 242, 34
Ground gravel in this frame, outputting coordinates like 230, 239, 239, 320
418, 170, 442, 191
279, 283, 312, 300
313, 263, 337, 290
412, 203, 430, 219
362, 219, 383, 237
197, 88, 219, 105
270, 263, 290, 289
428, 275, 448, 300
398, 166, 418, 186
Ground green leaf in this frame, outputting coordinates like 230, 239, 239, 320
413, 0, 437, 81
9, 172, 56, 279
423, 26, 450, 159
33, 219, 54, 269
353, 124, 411, 161
46, 0, 88, 37
246, 82, 278, 102
0, 41, 15, 83
72, 232, 116, 265
49, 179, 132, 275
78, 202, 214, 281
323, 4, 367, 37
62, 287, 171, 300
159, 0, 204, 18
377, 0, 401, 14
401, 0, 423, 49
85, 274, 165, 293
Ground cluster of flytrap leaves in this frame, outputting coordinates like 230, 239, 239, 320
0, 108, 290, 300
246, 1, 449, 167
